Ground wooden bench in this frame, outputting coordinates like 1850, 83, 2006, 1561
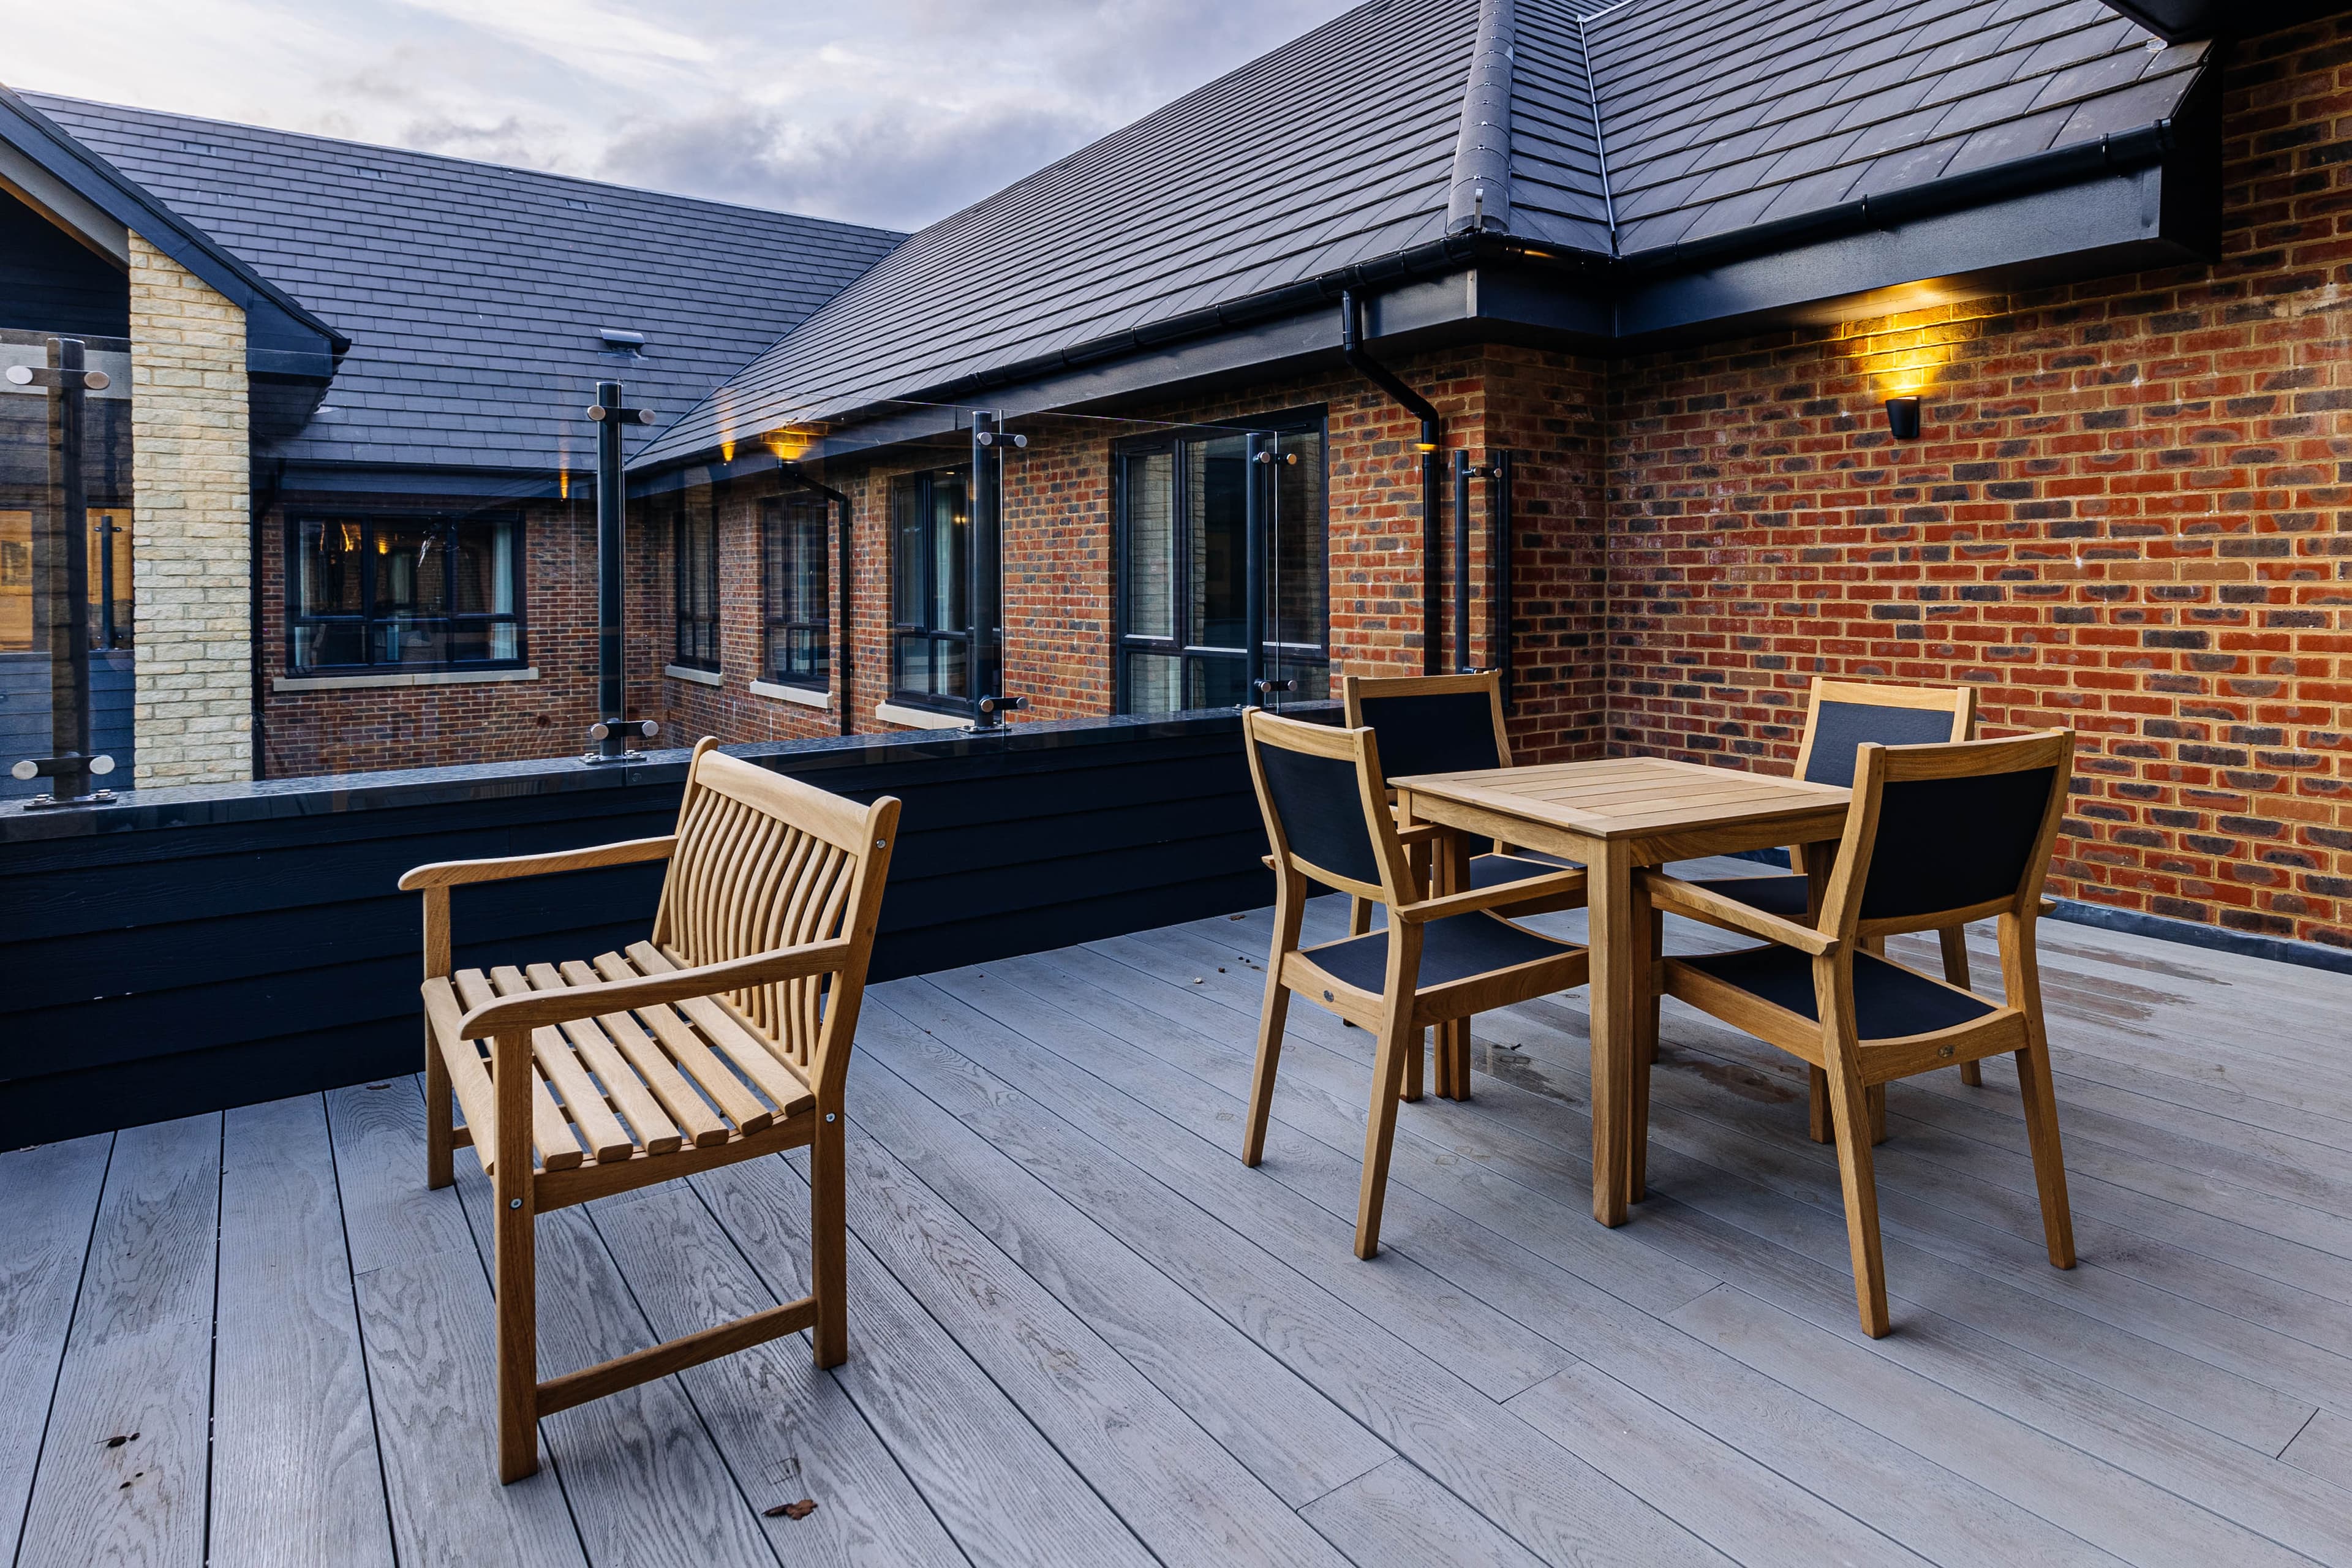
399, 738, 900, 1482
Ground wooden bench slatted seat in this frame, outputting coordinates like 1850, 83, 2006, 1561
401, 738, 899, 1482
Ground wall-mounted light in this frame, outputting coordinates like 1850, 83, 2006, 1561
1883, 395, 1921, 442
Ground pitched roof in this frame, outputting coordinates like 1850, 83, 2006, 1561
27, 94, 905, 475
643, 0, 2208, 467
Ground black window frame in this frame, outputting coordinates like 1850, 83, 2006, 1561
673, 488, 720, 673
762, 491, 829, 692
284, 507, 527, 676
1112, 408, 1329, 715
889, 467, 970, 712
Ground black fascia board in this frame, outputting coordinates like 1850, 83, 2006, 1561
0, 83, 347, 375
2097, 0, 2342, 40
633, 105, 2220, 477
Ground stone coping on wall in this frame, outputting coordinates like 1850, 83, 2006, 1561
272, 666, 540, 693
0, 704, 1333, 845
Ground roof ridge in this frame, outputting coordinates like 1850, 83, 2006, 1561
1447, 0, 1517, 233
1570, 4, 1621, 252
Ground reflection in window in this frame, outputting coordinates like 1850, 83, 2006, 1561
289, 512, 522, 673
764, 494, 828, 689
1117, 418, 1327, 714
674, 488, 720, 672
891, 469, 967, 707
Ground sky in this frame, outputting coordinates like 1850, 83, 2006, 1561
4, 0, 1358, 233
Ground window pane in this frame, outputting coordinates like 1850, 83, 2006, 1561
295, 620, 363, 669
894, 631, 927, 693
379, 619, 447, 666
1188, 434, 1246, 650
930, 472, 967, 632
1185, 653, 1245, 711
1270, 428, 1325, 655
1, 509, 31, 652
372, 521, 445, 618
1123, 650, 1180, 714
769, 496, 827, 626
1122, 451, 1174, 640
88, 508, 132, 647
892, 476, 921, 625
452, 516, 517, 615
299, 518, 363, 618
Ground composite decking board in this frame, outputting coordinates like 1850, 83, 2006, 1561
324, 1083, 588, 1568
827, 1118, 1354, 1567
13, 1115, 219, 1568
845, 1009, 1393, 1509
210, 1095, 396, 1568
1038, 943, 2122, 1568
1297, 1456, 1552, 1568
4, 887, 2350, 1568
878, 973, 1737, 1567
579, 1183, 969, 1566
0, 1133, 109, 1568
886, 973, 1576, 1403
447, 1157, 788, 1568
691, 1153, 1159, 1568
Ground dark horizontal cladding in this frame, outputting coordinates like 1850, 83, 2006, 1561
636, 115, 2211, 477
0, 710, 1319, 1147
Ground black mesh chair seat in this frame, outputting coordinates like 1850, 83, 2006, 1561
1469, 851, 1581, 891
1303, 911, 1577, 994
1697, 873, 1810, 919
1681, 944, 1996, 1039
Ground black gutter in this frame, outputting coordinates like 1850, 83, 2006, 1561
1340, 288, 1446, 674
782, 461, 856, 737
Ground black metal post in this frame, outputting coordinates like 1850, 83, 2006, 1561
965, 411, 1024, 731
1244, 430, 1270, 705
7, 337, 115, 806
582, 381, 656, 763
1452, 448, 1474, 673
94, 512, 120, 649
1491, 450, 1514, 712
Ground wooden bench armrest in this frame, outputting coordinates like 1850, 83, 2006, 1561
1640, 870, 1841, 957
458, 937, 854, 1036
1395, 869, 1588, 924
399, 835, 677, 891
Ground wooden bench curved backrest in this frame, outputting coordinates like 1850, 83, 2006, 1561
651, 739, 900, 1101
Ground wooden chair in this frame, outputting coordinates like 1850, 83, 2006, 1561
399, 738, 900, 1482
1636, 730, 2076, 1336
1678, 677, 1982, 1135
1240, 709, 1589, 1258
1340, 670, 1587, 930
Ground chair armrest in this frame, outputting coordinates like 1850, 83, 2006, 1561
1394, 869, 1588, 924
1641, 870, 1841, 957
1394, 822, 1444, 846
457, 937, 854, 1036
399, 835, 676, 891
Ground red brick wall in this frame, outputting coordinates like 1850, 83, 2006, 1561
1602, 19, 2352, 948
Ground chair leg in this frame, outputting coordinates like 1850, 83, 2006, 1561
810, 1109, 849, 1368
425, 1033, 454, 1191
1630, 902, 1662, 1200
2004, 916, 2077, 1269
1807, 1067, 1831, 1144
1815, 1029, 1891, 1338
1243, 982, 1291, 1167
1401, 1026, 1423, 1102
1354, 1002, 1420, 1259
1940, 925, 1983, 1085
1349, 896, 1373, 938
1866, 1084, 1888, 1145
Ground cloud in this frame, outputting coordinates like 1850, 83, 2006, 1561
6, 0, 1363, 230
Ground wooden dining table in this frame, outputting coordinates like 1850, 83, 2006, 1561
1390, 755, 1853, 1227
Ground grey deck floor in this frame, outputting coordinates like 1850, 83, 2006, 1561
8, 857, 2352, 1567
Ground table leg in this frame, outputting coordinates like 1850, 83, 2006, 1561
1437, 829, 1474, 1101
1629, 873, 1659, 1204
1588, 839, 1634, 1226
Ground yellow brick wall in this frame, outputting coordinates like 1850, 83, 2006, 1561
127, 233, 250, 787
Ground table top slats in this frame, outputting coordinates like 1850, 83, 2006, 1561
1393, 757, 1849, 843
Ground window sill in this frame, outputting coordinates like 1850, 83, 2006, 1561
274, 666, 539, 693
663, 663, 725, 688
875, 700, 971, 731
750, 679, 830, 710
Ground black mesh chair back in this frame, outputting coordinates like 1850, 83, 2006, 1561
1794, 679, 1974, 788
1242, 710, 1404, 902
1342, 671, 1508, 783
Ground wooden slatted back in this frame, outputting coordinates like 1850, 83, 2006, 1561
652, 740, 900, 1100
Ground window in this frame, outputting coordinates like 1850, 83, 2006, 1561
890, 469, 967, 707
674, 488, 719, 671
1116, 417, 1327, 714
288, 511, 522, 672
763, 493, 829, 689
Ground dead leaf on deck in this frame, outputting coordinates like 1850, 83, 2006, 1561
764, 1499, 818, 1520
100, 1433, 138, 1448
